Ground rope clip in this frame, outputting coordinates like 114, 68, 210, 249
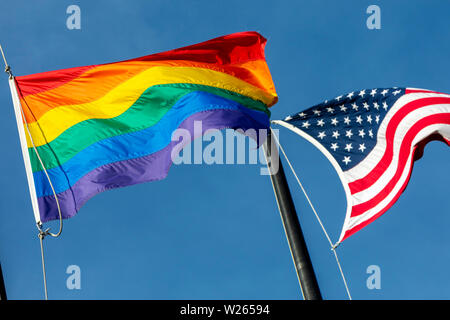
331, 242, 340, 251
36, 222, 51, 240
4, 65, 12, 79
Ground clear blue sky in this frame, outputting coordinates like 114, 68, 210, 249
0, 0, 449, 300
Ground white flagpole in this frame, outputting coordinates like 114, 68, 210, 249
8, 77, 42, 225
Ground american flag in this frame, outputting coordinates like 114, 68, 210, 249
274, 88, 450, 243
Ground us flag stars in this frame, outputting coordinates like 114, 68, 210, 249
283, 88, 406, 169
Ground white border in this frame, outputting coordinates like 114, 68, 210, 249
9, 77, 41, 223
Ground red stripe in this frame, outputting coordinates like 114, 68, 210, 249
351, 114, 450, 217
127, 31, 267, 64
15, 31, 267, 98
15, 65, 96, 98
349, 97, 450, 194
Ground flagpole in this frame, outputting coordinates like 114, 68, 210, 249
262, 129, 322, 300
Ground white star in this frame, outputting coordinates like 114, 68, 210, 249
317, 119, 325, 127
343, 116, 351, 125
382, 102, 388, 110
299, 112, 307, 118
358, 143, 366, 152
359, 89, 366, 97
332, 131, 340, 139
344, 143, 353, 152
326, 107, 335, 113
345, 129, 353, 138
302, 121, 310, 129
317, 131, 326, 139
363, 102, 370, 110
393, 89, 402, 96
284, 115, 293, 121
324, 100, 328, 104
367, 115, 373, 124
342, 156, 351, 165
375, 115, 380, 124
358, 129, 366, 138
336, 95, 343, 101
330, 143, 339, 151
356, 115, 363, 124
352, 103, 359, 111
344, 117, 351, 125
373, 102, 380, 110
313, 109, 321, 116
347, 92, 354, 99
331, 118, 339, 126
381, 89, 389, 96
368, 129, 374, 138
340, 105, 347, 112
370, 89, 377, 97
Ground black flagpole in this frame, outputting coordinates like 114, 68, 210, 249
0, 263, 7, 300
262, 129, 322, 300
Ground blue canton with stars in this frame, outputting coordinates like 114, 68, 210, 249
284, 88, 406, 170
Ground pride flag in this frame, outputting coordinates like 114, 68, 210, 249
10, 32, 277, 224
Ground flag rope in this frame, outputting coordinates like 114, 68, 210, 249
15, 84, 64, 238
2, 44, 63, 300
270, 126, 352, 300
15, 81, 64, 300
38, 230, 48, 300
1, 44, 63, 237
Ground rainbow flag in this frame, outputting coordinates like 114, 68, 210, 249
9, 32, 277, 224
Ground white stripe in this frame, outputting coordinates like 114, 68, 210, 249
407, 88, 433, 92
350, 104, 450, 205
343, 123, 450, 232
345, 92, 450, 182
9, 78, 41, 223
